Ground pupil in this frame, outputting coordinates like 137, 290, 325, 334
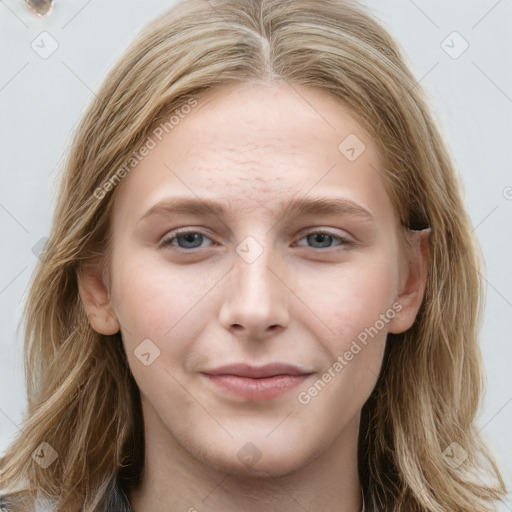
310, 233, 331, 248
180, 233, 201, 248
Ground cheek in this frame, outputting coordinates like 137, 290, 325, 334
109, 252, 217, 361
296, 269, 394, 419
293, 254, 398, 350
110, 236, 398, 367
110, 259, 218, 403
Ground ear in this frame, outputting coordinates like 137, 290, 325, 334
388, 228, 430, 334
77, 262, 120, 335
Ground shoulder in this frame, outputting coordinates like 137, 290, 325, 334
0, 480, 132, 512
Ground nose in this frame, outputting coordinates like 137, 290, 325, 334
218, 241, 290, 340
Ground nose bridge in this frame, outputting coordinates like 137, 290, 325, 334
219, 234, 289, 335
237, 237, 279, 294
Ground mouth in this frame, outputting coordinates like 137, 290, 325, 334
201, 363, 314, 401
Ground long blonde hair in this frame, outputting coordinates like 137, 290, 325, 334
0, 0, 507, 510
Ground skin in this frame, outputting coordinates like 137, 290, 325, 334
78, 81, 429, 512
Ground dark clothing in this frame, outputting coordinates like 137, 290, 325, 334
0, 479, 133, 512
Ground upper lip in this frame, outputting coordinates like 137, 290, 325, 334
202, 363, 312, 378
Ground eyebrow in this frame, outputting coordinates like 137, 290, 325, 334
137, 196, 376, 225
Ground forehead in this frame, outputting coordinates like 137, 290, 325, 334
111, 81, 396, 227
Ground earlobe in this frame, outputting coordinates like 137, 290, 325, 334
388, 228, 431, 335
77, 263, 120, 335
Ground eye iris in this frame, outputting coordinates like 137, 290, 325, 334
177, 233, 203, 248
308, 233, 333, 248
169, 232, 341, 250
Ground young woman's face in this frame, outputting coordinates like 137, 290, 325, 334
99, 81, 424, 476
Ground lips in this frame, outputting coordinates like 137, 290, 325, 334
204, 362, 311, 378
201, 363, 313, 401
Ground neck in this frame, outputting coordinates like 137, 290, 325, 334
128, 402, 363, 512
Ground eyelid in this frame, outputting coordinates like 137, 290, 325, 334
160, 226, 355, 250
295, 227, 354, 245
160, 227, 216, 248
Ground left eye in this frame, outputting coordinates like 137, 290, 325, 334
295, 231, 351, 249
161, 230, 214, 249
161, 229, 351, 250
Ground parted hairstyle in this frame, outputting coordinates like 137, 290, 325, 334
0, 0, 507, 511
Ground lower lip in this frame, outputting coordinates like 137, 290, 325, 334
202, 374, 310, 401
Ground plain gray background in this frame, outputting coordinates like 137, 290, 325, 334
0, 0, 510, 509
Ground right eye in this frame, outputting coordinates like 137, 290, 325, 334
161, 228, 216, 250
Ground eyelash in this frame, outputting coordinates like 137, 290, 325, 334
160, 228, 354, 251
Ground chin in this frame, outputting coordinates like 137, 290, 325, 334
198, 438, 319, 479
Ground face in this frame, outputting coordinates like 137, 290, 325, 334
80, 81, 427, 477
